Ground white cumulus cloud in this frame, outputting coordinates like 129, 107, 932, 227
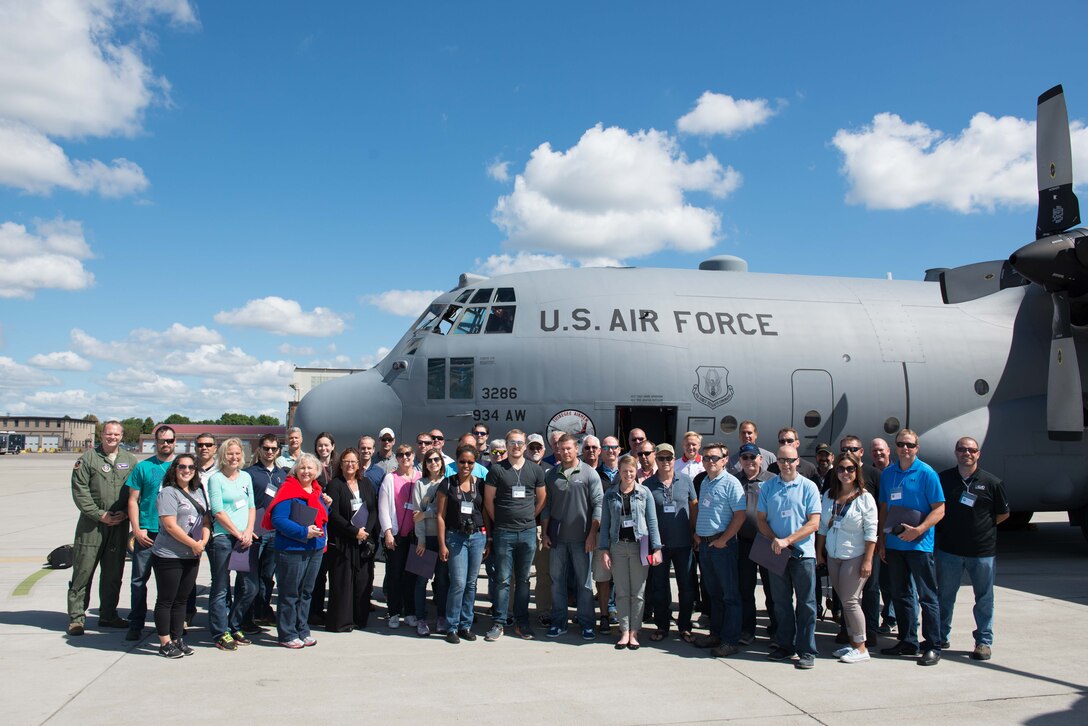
72, 323, 224, 363
677, 92, 778, 137
28, 350, 92, 371
214, 296, 347, 337
492, 124, 740, 259
832, 111, 1088, 212
0, 356, 60, 389
366, 289, 443, 317
487, 159, 511, 182
0, 218, 95, 298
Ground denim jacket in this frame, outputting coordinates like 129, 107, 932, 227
598, 483, 662, 551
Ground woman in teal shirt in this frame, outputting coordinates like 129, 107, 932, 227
207, 437, 256, 651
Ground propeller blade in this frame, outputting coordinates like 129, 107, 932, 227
1047, 291, 1084, 441
937, 259, 1027, 304
1036, 84, 1081, 239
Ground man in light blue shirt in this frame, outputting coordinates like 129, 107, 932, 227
757, 445, 822, 669
692, 443, 747, 657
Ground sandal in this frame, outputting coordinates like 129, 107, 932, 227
679, 630, 695, 644
650, 630, 667, 642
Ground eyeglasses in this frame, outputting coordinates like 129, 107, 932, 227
841, 446, 861, 453
507, 440, 525, 447
158, 438, 175, 444
637, 451, 653, 457
261, 446, 279, 452
896, 441, 918, 449
416, 440, 433, 447
778, 457, 799, 464
778, 437, 797, 444
380, 436, 394, 442
457, 459, 475, 465
702, 454, 724, 463
433, 435, 445, 441
582, 445, 600, 450
602, 445, 620, 450
955, 446, 979, 454
425, 457, 442, 464
836, 465, 856, 474
196, 442, 215, 448
473, 431, 488, 437
342, 460, 359, 467
630, 436, 645, 443
656, 455, 674, 462
395, 452, 413, 459
739, 454, 758, 461
491, 449, 506, 455
176, 464, 196, 471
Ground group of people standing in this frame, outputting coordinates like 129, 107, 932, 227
65, 419, 1009, 667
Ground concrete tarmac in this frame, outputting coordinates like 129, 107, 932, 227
1, 454, 1086, 725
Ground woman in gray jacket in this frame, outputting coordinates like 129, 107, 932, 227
599, 455, 662, 650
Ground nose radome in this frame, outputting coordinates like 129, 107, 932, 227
294, 368, 403, 447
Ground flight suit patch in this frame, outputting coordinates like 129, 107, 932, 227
101, 464, 111, 473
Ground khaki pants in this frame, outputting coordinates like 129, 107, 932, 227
828, 555, 868, 643
610, 540, 648, 632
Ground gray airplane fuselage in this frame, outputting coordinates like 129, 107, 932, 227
294, 266, 1088, 515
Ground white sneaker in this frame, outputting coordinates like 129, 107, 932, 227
839, 648, 871, 663
388, 615, 401, 629
833, 646, 852, 658
404, 615, 418, 627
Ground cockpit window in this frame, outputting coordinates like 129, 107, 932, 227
470, 288, 494, 304
412, 303, 446, 332
484, 305, 515, 333
436, 305, 461, 335
452, 307, 486, 335
495, 287, 516, 303
455, 289, 473, 304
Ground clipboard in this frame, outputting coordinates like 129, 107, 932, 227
406, 548, 438, 579
351, 502, 370, 529
748, 533, 790, 576
228, 543, 260, 572
290, 500, 318, 528
884, 505, 923, 534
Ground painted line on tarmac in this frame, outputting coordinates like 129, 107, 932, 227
13, 567, 56, 596
0, 556, 46, 563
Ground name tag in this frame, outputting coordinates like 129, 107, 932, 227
831, 518, 843, 530
890, 490, 903, 501
351, 500, 361, 512
512, 486, 526, 499
700, 498, 711, 508
267, 484, 278, 495
460, 501, 474, 515
234, 498, 246, 510
404, 502, 413, 510
622, 519, 635, 529
663, 504, 677, 514
960, 491, 978, 508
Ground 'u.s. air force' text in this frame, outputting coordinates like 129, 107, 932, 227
539, 309, 777, 336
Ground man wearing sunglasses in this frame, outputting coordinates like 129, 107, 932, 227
66, 420, 138, 637
430, 428, 454, 467
124, 425, 178, 640
645, 443, 699, 643
935, 437, 1008, 661
727, 420, 776, 476
768, 428, 820, 482
733, 443, 775, 645
877, 429, 945, 666
374, 427, 398, 474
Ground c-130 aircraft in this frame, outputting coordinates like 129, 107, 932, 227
295, 85, 1088, 543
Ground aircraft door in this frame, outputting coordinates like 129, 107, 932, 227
614, 406, 678, 449
791, 369, 834, 456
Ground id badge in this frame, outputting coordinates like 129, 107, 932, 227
512, 486, 527, 499
404, 501, 413, 510
890, 489, 903, 502
960, 491, 978, 507
234, 498, 246, 510
663, 504, 677, 514
351, 500, 362, 512
460, 501, 474, 515
700, 498, 711, 508
622, 519, 635, 529
831, 517, 843, 530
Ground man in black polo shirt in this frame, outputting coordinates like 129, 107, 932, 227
935, 436, 1009, 660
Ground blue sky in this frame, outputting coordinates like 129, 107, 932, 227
2, 0, 1087, 422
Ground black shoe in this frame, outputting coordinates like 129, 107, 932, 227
940, 639, 950, 650
98, 617, 127, 629
880, 642, 919, 657
537, 614, 552, 627
878, 621, 893, 634
445, 630, 460, 644
597, 616, 610, 633
158, 642, 184, 659
458, 629, 477, 642
124, 627, 142, 641
173, 639, 195, 656
767, 646, 794, 661
918, 649, 941, 666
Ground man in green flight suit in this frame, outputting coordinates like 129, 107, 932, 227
67, 420, 139, 636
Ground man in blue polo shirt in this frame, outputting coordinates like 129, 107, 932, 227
878, 428, 945, 666
692, 442, 746, 657
757, 444, 822, 669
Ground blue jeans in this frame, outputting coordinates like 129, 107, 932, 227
647, 545, 695, 632
128, 532, 157, 628
699, 540, 742, 645
886, 548, 941, 651
414, 535, 449, 621
936, 549, 995, 646
493, 528, 536, 628
445, 531, 486, 632
549, 541, 594, 629
209, 536, 258, 637
275, 549, 322, 643
768, 556, 818, 657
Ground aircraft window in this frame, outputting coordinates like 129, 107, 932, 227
405, 339, 420, 356
455, 290, 473, 304
883, 417, 901, 435
718, 416, 738, 435
427, 358, 446, 399
453, 307, 486, 335
495, 287, 516, 303
436, 305, 462, 335
413, 303, 446, 332
974, 379, 989, 396
450, 357, 474, 399
484, 305, 515, 333
803, 410, 821, 429
470, 288, 494, 304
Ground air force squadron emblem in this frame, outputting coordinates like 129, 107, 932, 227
692, 366, 734, 409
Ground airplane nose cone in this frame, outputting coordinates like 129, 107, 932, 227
293, 368, 402, 447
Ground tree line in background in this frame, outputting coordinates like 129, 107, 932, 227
83, 413, 281, 445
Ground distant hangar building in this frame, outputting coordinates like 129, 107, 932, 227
0, 415, 96, 452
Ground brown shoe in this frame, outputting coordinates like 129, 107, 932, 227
971, 644, 992, 661
711, 643, 740, 657
67, 622, 85, 636
693, 634, 721, 649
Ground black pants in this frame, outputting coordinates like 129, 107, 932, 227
384, 535, 417, 617
326, 544, 374, 631
738, 537, 776, 634
152, 555, 200, 640
308, 550, 332, 622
